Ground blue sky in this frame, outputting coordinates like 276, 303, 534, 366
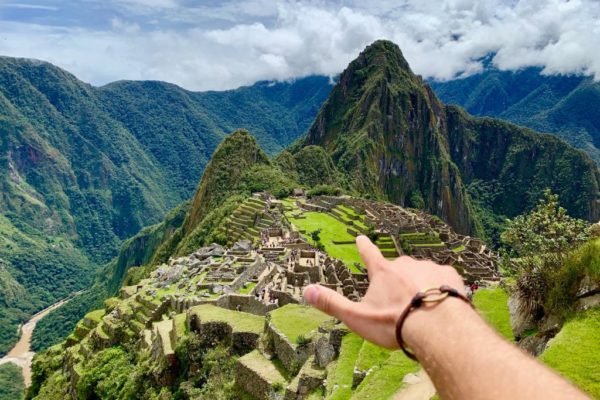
1, 0, 598, 90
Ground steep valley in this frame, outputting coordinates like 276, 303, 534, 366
0, 57, 331, 356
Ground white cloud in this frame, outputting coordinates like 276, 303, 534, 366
0, 0, 599, 90
0, 3, 59, 11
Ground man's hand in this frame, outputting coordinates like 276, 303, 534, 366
302, 235, 464, 349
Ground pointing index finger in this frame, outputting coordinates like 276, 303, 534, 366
356, 235, 386, 276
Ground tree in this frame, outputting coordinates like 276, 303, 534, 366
501, 189, 590, 259
309, 229, 322, 246
500, 189, 590, 318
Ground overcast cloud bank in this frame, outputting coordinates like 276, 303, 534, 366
1, 0, 599, 90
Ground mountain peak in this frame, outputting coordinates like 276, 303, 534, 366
181, 129, 270, 235
358, 40, 412, 72
300, 40, 477, 234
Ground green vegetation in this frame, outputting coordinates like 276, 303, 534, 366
77, 347, 133, 399
432, 66, 600, 164
473, 288, 513, 340
269, 305, 330, 343
292, 146, 344, 188
500, 191, 593, 323
352, 351, 419, 399
355, 341, 391, 372
307, 184, 344, 197
0, 362, 25, 400
189, 304, 264, 334
19, 40, 600, 400
294, 39, 600, 244
0, 57, 329, 354
327, 333, 363, 399
294, 40, 480, 236
238, 350, 286, 385
287, 212, 363, 271
31, 285, 107, 352
238, 282, 256, 295
546, 238, 600, 318
540, 308, 600, 398
153, 130, 299, 265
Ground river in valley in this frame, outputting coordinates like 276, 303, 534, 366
0, 292, 81, 386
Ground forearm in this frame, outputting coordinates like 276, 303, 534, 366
403, 299, 589, 400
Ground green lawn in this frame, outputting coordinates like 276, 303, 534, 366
355, 341, 391, 372
287, 212, 364, 272
540, 308, 600, 398
238, 350, 287, 385
351, 351, 419, 399
238, 282, 256, 294
326, 333, 363, 400
473, 287, 513, 340
269, 304, 331, 344
188, 304, 264, 333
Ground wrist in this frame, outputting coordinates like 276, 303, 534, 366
401, 296, 476, 356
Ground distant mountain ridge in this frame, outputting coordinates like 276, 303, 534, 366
430, 66, 600, 164
0, 56, 331, 356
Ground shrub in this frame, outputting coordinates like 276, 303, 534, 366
295, 334, 312, 346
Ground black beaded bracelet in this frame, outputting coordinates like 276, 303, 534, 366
395, 285, 474, 361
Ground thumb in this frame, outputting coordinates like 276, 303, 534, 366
303, 284, 353, 321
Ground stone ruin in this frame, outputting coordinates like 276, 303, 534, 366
62, 193, 501, 399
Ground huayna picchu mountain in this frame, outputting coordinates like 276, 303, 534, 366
293, 40, 600, 241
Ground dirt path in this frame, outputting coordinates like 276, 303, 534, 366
393, 369, 437, 400
0, 292, 81, 386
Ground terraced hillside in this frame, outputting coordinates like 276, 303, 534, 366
28, 193, 504, 399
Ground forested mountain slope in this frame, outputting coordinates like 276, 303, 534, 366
431, 67, 600, 164
0, 56, 331, 356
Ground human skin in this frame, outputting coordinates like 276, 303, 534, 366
302, 235, 590, 400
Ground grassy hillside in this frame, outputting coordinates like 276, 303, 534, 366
540, 308, 600, 398
473, 287, 513, 340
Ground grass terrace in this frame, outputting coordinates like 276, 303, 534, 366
188, 304, 264, 334
352, 351, 419, 399
473, 287, 513, 340
540, 308, 600, 398
287, 211, 364, 272
326, 333, 363, 399
238, 350, 287, 385
451, 245, 466, 253
332, 205, 369, 232
84, 309, 105, 324
238, 282, 256, 295
355, 341, 392, 372
269, 304, 331, 344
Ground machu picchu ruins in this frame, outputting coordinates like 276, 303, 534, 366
37, 192, 501, 399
